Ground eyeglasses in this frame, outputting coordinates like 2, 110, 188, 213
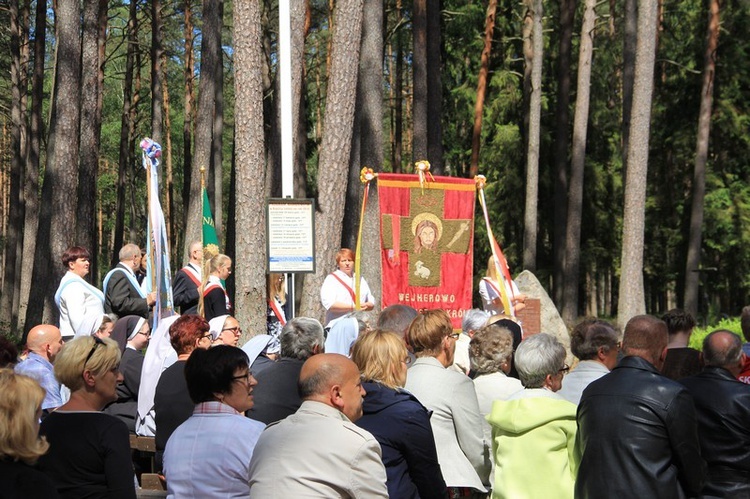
447, 332, 460, 340
84, 336, 105, 367
232, 372, 252, 384
558, 364, 570, 375
137, 330, 151, 337
222, 327, 242, 335
201, 332, 213, 341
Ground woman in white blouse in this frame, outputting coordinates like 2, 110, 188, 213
320, 248, 375, 326
54, 246, 105, 339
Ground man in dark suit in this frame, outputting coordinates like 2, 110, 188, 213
680, 330, 750, 498
103, 243, 156, 319
247, 317, 325, 424
172, 241, 202, 315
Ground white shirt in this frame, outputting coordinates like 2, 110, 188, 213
478, 277, 520, 316
164, 401, 265, 498
558, 360, 610, 405
56, 271, 105, 338
473, 372, 524, 456
320, 269, 375, 325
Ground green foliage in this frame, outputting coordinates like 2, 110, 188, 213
690, 316, 743, 350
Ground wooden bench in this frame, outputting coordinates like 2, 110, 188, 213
129, 435, 165, 492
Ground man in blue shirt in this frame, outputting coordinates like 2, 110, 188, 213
15, 325, 65, 413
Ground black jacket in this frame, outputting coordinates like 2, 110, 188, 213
680, 366, 750, 498
575, 356, 706, 499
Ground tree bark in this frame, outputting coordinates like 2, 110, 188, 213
185, 0, 221, 259
426, 0, 443, 174
77, 0, 107, 274
552, 0, 575, 309
412, 0, 427, 164
26, 0, 82, 330
151, 0, 164, 144
622, 0, 637, 180
522, 0, 543, 271
617, 0, 659, 327
299, 0, 364, 322
683, 0, 719, 315
1, 0, 25, 328
212, 0, 224, 239
342, 0, 383, 309
113, 0, 138, 268
18, 0, 47, 332
562, 0, 597, 324
233, 0, 266, 340
182, 0, 195, 242
469, 0, 498, 178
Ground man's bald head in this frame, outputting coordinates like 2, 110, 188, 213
26, 325, 63, 362
703, 329, 744, 376
622, 315, 668, 368
188, 241, 203, 265
298, 353, 365, 422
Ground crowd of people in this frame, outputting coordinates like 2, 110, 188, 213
2, 242, 750, 498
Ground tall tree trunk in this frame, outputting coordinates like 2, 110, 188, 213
622, 0, 637, 180
552, 0, 575, 309
561, 0, 597, 324
233, 0, 266, 339
184, 0, 221, 259
151, 0, 163, 144
426, 0, 443, 174
18, 0, 47, 332
683, 0, 719, 316
522, 0, 543, 271
617, 0, 659, 327
77, 0, 107, 274
182, 0, 195, 242
212, 0, 224, 239
392, 0, 403, 173
162, 50, 175, 260
412, 0, 427, 164
299, 0, 364, 321
469, 0, 498, 178
26, 0, 82, 330
113, 0, 138, 268
292, 0, 310, 199
342, 0, 383, 308
1, 0, 25, 327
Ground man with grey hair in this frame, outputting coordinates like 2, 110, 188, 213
680, 330, 750, 498
559, 318, 619, 404
172, 241, 203, 314
451, 308, 489, 374
247, 317, 325, 424
576, 315, 705, 498
103, 243, 156, 318
487, 333, 577, 497
249, 354, 387, 498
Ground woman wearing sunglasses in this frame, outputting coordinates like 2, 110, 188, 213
37, 336, 136, 499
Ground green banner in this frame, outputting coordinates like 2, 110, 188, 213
202, 187, 220, 258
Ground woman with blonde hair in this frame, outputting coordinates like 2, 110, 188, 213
267, 272, 287, 339
202, 253, 232, 321
479, 255, 526, 316
352, 330, 446, 498
37, 336, 136, 498
0, 369, 59, 497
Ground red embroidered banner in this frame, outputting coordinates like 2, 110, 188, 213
378, 173, 475, 329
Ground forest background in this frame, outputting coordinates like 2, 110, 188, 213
0, 0, 748, 341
